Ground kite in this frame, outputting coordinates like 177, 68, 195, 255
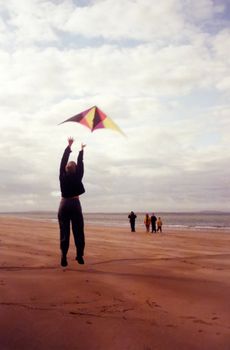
59, 105, 125, 135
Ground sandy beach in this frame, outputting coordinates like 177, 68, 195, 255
0, 216, 229, 350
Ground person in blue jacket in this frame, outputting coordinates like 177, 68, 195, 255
58, 137, 86, 267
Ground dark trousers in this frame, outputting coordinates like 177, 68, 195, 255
130, 221, 135, 232
151, 224, 156, 233
58, 198, 85, 257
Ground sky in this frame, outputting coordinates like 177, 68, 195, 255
0, 0, 229, 213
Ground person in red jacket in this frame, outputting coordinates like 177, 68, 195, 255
58, 137, 86, 267
144, 213, 151, 232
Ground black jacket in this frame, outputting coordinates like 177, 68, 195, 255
59, 146, 85, 198
128, 213, 136, 222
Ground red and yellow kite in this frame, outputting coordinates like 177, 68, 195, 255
60, 106, 124, 135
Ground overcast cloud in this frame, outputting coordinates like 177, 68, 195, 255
0, 0, 229, 213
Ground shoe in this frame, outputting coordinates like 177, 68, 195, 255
61, 255, 68, 267
76, 256, 84, 265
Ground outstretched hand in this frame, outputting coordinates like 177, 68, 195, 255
67, 138, 85, 150
68, 137, 74, 148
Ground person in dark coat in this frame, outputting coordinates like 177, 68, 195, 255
58, 137, 86, 267
150, 213, 157, 233
128, 211, 137, 232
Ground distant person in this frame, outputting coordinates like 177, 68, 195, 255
157, 217, 163, 232
144, 213, 151, 232
128, 211, 137, 232
150, 213, 157, 233
58, 137, 86, 267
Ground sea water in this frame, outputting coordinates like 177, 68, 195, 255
1, 211, 230, 230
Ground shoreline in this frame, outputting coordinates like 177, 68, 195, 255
0, 214, 229, 231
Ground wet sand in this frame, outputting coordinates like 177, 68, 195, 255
0, 217, 230, 349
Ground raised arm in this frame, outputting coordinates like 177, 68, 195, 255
76, 143, 86, 180
59, 138, 74, 176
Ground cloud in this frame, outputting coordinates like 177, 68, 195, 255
0, 0, 229, 212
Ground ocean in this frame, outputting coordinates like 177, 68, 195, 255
1, 211, 230, 230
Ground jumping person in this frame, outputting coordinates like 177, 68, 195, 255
58, 137, 86, 267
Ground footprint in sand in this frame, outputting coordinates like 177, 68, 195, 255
113, 297, 124, 302
94, 291, 101, 296
146, 299, 161, 308
181, 315, 196, 320
193, 319, 212, 326
122, 308, 134, 313
166, 324, 177, 328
